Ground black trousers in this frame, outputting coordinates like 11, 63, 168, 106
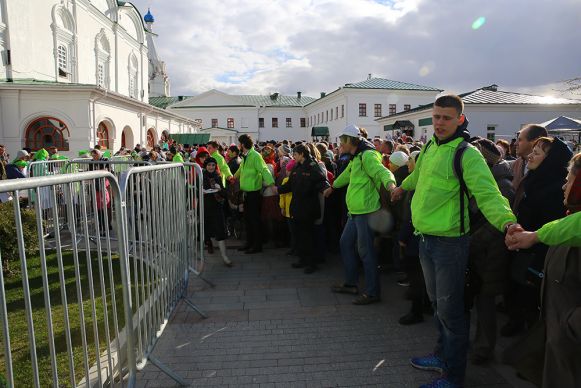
294, 219, 316, 267
243, 190, 263, 250
404, 253, 426, 315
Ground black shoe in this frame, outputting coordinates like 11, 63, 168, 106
500, 321, 524, 337
352, 294, 381, 305
398, 312, 424, 325
291, 261, 306, 268
245, 248, 262, 254
470, 353, 493, 365
397, 278, 411, 287
304, 266, 318, 274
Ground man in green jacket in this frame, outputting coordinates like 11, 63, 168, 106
233, 134, 275, 254
391, 95, 519, 388
207, 140, 232, 186
324, 124, 396, 305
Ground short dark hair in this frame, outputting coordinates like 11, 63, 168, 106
293, 144, 311, 158
522, 124, 548, 142
238, 134, 254, 149
228, 145, 240, 154
434, 95, 464, 116
207, 140, 219, 149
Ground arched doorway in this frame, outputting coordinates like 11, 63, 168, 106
122, 126, 134, 149
96, 121, 110, 149
146, 128, 156, 149
25, 116, 70, 151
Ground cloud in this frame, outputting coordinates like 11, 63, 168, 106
133, 0, 581, 99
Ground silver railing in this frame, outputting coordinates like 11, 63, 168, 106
0, 171, 136, 388
119, 163, 206, 386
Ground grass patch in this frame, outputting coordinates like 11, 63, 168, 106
0, 250, 129, 387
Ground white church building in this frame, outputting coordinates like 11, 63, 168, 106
0, 0, 196, 156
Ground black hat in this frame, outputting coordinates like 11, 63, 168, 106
204, 157, 217, 167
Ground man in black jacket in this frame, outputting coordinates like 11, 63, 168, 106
278, 144, 329, 273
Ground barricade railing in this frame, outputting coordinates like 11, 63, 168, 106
26, 159, 72, 243
0, 171, 136, 387
183, 162, 213, 287
119, 163, 206, 386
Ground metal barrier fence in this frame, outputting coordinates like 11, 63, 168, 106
26, 160, 71, 242
119, 163, 205, 385
0, 171, 136, 387
183, 162, 210, 285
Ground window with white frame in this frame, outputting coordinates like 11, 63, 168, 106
52, 6, 76, 82
95, 31, 111, 89
57, 44, 68, 77
129, 54, 138, 98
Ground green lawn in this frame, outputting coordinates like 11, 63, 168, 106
0, 250, 129, 387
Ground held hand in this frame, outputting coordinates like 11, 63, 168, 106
505, 223, 524, 237
323, 187, 334, 198
228, 176, 236, 184
390, 187, 404, 202
506, 230, 539, 251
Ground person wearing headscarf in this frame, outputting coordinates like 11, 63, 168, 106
506, 152, 581, 388
202, 157, 232, 267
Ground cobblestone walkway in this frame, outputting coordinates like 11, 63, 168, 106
135, 245, 533, 387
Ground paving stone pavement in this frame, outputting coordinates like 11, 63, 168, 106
134, 244, 535, 388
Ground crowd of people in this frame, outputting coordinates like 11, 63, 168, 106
1, 94, 580, 388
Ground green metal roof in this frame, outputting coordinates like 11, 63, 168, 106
170, 133, 210, 145
239, 95, 316, 107
311, 127, 329, 136
344, 78, 442, 92
149, 96, 181, 109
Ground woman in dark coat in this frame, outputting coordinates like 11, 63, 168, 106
277, 144, 329, 274
506, 152, 581, 387
503, 137, 571, 335
203, 157, 232, 267
467, 139, 515, 364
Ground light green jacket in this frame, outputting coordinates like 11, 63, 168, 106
538, 211, 581, 246
211, 150, 232, 186
234, 148, 274, 192
333, 149, 395, 215
402, 137, 516, 237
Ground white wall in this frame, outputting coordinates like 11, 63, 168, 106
2, 0, 148, 101
259, 107, 309, 141
305, 88, 439, 141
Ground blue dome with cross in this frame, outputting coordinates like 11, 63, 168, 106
144, 8, 154, 23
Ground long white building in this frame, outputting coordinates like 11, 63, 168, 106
151, 77, 442, 142
0, 1, 195, 156
376, 85, 581, 141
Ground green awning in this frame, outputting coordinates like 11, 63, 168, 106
170, 133, 211, 145
419, 117, 433, 126
393, 120, 415, 129
311, 127, 329, 137
384, 125, 393, 131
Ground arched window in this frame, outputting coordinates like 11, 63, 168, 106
96, 122, 110, 149
25, 117, 70, 151
121, 130, 126, 148
51, 5, 76, 82
147, 128, 156, 148
95, 30, 111, 88
128, 53, 138, 98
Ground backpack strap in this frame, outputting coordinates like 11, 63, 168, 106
453, 141, 470, 235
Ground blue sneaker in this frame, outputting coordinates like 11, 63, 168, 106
419, 377, 462, 388
410, 354, 447, 374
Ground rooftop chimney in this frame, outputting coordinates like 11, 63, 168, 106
270, 92, 279, 100
368, 73, 372, 80
483, 84, 498, 92
297, 91, 302, 99
320, 92, 326, 98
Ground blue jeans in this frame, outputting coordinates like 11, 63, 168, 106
340, 213, 379, 297
419, 234, 470, 385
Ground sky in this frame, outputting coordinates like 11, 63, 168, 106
131, 0, 581, 99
